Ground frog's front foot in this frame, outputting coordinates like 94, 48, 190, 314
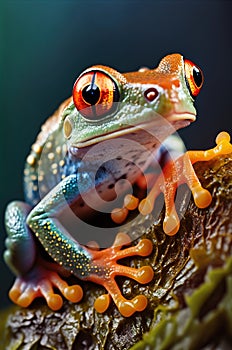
86, 232, 154, 317
9, 261, 83, 310
139, 131, 232, 235
111, 132, 232, 236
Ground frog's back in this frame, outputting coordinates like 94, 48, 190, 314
24, 98, 72, 206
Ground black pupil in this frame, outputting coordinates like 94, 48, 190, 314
82, 83, 100, 105
193, 66, 202, 87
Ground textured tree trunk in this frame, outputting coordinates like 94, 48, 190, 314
1, 154, 232, 350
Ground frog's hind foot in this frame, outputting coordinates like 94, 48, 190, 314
87, 232, 154, 317
9, 264, 83, 310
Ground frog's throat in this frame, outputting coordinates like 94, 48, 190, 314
72, 112, 196, 148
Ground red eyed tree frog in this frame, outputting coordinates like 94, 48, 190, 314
4, 54, 232, 317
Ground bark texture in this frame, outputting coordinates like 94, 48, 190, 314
1, 154, 232, 350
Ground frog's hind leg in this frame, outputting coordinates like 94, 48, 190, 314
4, 201, 36, 276
86, 232, 154, 317
4, 201, 83, 310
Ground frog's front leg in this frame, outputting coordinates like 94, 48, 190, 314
27, 174, 154, 317
139, 132, 232, 235
85, 232, 154, 317
4, 201, 83, 310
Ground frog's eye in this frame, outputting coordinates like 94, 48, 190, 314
184, 59, 204, 97
73, 70, 120, 120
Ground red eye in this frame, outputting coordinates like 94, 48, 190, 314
73, 70, 120, 120
184, 59, 204, 97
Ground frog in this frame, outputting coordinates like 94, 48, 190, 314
4, 53, 232, 318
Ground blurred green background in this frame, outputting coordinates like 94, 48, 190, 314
1, 0, 232, 309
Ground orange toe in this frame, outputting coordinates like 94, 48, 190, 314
9, 288, 21, 304
94, 294, 111, 313
135, 266, 154, 284
111, 207, 129, 224
163, 211, 180, 236
124, 194, 139, 210
136, 239, 153, 256
216, 131, 230, 145
132, 295, 148, 312
138, 198, 154, 215
17, 292, 35, 308
63, 285, 83, 303
46, 294, 63, 311
192, 186, 212, 208
118, 295, 148, 317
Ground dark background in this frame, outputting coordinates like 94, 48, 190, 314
1, 0, 232, 310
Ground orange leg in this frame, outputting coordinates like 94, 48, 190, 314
111, 132, 232, 235
86, 232, 154, 317
139, 132, 232, 235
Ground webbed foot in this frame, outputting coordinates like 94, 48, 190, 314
139, 131, 232, 235
9, 261, 83, 310
86, 232, 154, 317
111, 132, 232, 236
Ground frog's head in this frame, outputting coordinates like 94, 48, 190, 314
62, 53, 203, 148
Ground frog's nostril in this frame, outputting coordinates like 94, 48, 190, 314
63, 118, 73, 139
144, 87, 159, 102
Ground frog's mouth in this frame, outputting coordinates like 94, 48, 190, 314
72, 112, 196, 148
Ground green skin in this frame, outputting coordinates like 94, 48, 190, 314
4, 54, 197, 292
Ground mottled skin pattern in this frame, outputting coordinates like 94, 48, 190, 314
4, 54, 232, 317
